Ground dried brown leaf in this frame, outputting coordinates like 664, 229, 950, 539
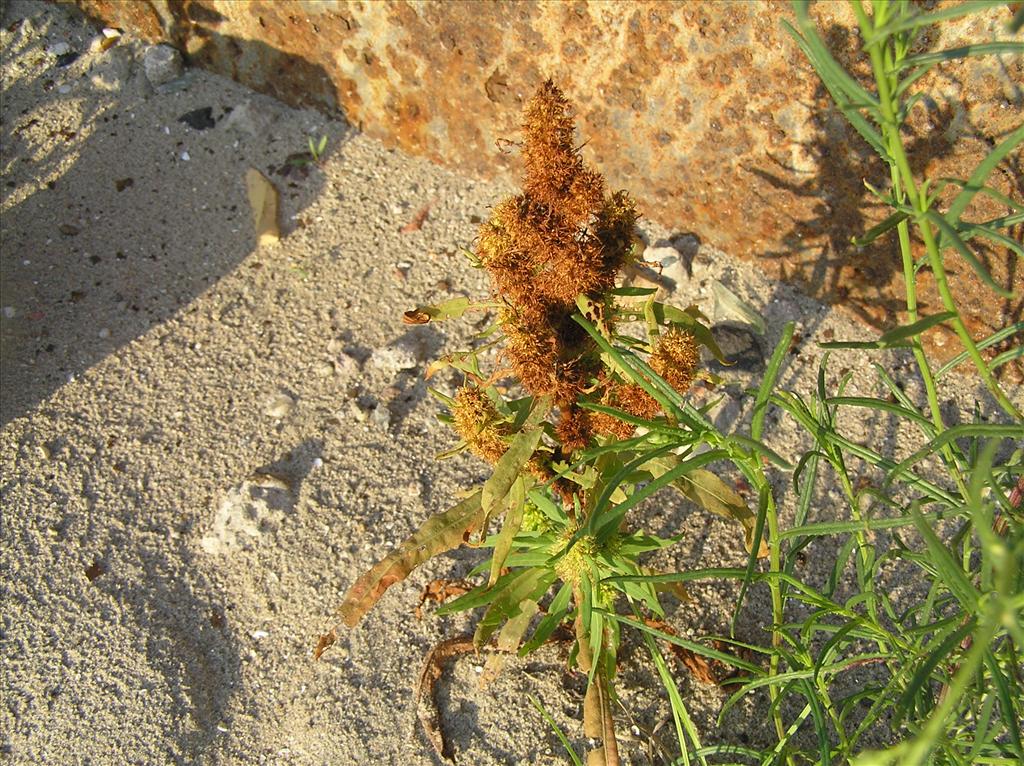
332, 491, 482, 630
245, 168, 280, 247
400, 202, 432, 233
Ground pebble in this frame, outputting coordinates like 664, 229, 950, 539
48, 42, 71, 56
642, 244, 688, 289
57, 84, 72, 95
264, 392, 295, 419
98, 328, 110, 339
221, 99, 272, 137
368, 404, 391, 430
180, 151, 190, 161
2, 307, 14, 319
141, 44, 183, 87
250, 629, 270, 640
369, 343, 418, 375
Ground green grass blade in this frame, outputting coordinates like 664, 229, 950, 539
946, 123, 1024, 224
924, 210, 1015, 298
752, 321, 795, 441
895, 41, 1024, 70
527, 694, 584, 766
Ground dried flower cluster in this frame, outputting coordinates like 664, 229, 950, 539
475, 81, 640, 451
457, 81, 701, 468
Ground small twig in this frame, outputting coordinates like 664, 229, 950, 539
416, 628, 573, 763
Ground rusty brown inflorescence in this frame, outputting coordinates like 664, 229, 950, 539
476, 80, 640, 452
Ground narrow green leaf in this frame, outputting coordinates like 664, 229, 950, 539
909, 504, 979, 611
925, 211, 1015, 297
475, 568, 555, 649
866, 1, 1006, 44
853, 211, 910, 246
520, 582, 573, 656
752, 321, 795, 441
946, 122, 1024, 224
895, 41, 1024, 70
489, 476, 527, 586
878, 311, 958, 345
528, 694, 584, 766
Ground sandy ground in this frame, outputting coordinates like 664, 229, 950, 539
2, 3, 1020, 765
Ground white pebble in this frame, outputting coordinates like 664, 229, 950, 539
250, 629, 269, 640
2, 307, 14, 319
180, 151, 190, 161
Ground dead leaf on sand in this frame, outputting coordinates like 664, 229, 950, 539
415, 578, 472, 620
245, 168, 280, 247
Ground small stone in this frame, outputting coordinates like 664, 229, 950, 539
48, 42, 71, 56
250, 629, 270, 640
264, 392, 295, 419
2, 307, 14, 319
142, 44, 183, 87
369, 343, 418, 375
221, 100, 271, 137
180, 151, 191, 161
368, 404, 391, 430
98, 328, 110, 339
57, 84, 72, 95
314, 361, 335, 377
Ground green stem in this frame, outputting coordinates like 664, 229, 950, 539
856, 2, 1020, 423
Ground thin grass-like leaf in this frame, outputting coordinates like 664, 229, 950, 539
895, 41, 1024, 70
946, 123, 1024, 225
752, 322, 795, 441
528, 694, 584, 766
852, 210, 910, 246
935, 323, 1024, 378
925, 211, 1015, 298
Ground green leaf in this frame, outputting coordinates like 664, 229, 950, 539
520, 582, 573, 656
945, 123, 1024, 225
865, 1, 1007, 45
474, 567, 556, 649
925, 210, 1015, 298
610, 285, 658, 297
894, 41, 1024, 71
909, 504, 979, 611
528, 694, 584, 766
651, 459, 766, 557
852, 211, 910, 246
489, 476, 526, 586
335, 490, 483, 627
711, 280, 766, 335
752, 322, 795, 441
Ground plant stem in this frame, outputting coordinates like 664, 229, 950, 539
856, 1, 1021, 423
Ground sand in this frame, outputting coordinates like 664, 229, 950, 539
2, 2, 1019, 765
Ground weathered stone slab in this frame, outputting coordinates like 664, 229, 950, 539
71, 0, 1023, 373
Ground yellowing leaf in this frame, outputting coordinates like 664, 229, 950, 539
332, 490, 483, 630
652, 459, 767, 557
245, 168, 280, 247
